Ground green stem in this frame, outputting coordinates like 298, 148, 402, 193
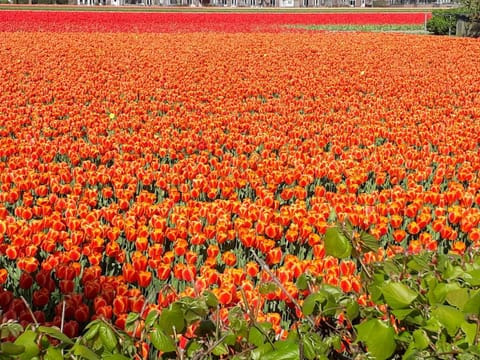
250, 249, 316, 328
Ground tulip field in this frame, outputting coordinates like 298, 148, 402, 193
1, 9, 480, 360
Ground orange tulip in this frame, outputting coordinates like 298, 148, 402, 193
469, 228, 480, 243
222, 251, 237, 267
182, 265, 196, 282
206, 244, 220, 259
246, 261, 259, 278
266, 247, 282, 266
113, 296, 129, 316
407, 221, 420, 235
137, 270, 152, 287
0, 268, 7, 286
392, 229, 407, 243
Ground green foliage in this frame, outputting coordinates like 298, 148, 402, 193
325, 226, 352, 259
381, 282, 418, 309
427, 8, 466, 35
291, 24, 426, 32
356, 319, 396, 360
461, 0, 480, 19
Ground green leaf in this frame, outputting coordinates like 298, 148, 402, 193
125, 313, 140, 332
103, 355, 131, 360
436, 331, 452, 354
432, 305, 464, 336
422, 273, 437, 293
402, 346, 422, 360
320, 284, 343, 297
407, 252, 430, 272
45, 347, 65, 360
251, 343, 275, 360
412, 329, 430, 350
259, 282, 277, 295
150, 326, 176, 353
345, 299, 360, 321
444, 262, 464, 280
446, 288, 470, 310
359, 231, 379, 253
391, 308, 415, 321
341, 298, 360, 320
177, 297, 208, 323
248, 326, 266, 347
328, 335, 342, 351
38, 326, 74, 345
295, 273, 310, 291
432, 282, 461, 305
212, 343, 229, 356
183, 309, 204, 324
381, 282, 418, 309
99, 325, 118, 352
368, 283, 383, 303
465, 269, 480, 286
261, 340, 299, 360
423, 318, 442, 333
302, 292, 326, 316
461, 321, 478, 346
0, 322, 23, 339
223, 332, 238, 346
325, 226, 352, 259
72, 343, 100, 360
158, 307, 186, 335
383, 259, 401, 276
408, 314, 427, 327
302, 332, 327, 359
185, 340, 202, 358
463, 290, 480, 315
13, 330, 40, 359
204, 291, 218, 308
228, 307, 248, 334
396, 330, 412, 345
1, 342, 25, 356
145, 309, 159, 329
355, 319, 395, 360
342, 217, 354, 234
83, 322, 101, 341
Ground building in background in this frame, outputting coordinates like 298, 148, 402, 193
19, 0, 454, 8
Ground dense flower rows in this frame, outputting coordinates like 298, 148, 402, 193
0, 10, 430, 32
0, 11, 479, 344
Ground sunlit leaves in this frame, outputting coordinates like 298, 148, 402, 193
381, 282, 418, 309
355, 319, 396, 360
324, 226, 352, 259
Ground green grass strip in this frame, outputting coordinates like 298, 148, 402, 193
289, 23, 427, 32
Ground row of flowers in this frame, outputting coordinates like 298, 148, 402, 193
0, 10, 431, 32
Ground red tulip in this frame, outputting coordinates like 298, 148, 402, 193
33, 288, 50, 308
73, 302, 90, 322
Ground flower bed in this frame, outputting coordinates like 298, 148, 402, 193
0, 10, 430, 32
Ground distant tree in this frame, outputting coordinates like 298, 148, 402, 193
462, 0, 480, 18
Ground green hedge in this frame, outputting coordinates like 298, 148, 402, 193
427, 8, 467, 35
